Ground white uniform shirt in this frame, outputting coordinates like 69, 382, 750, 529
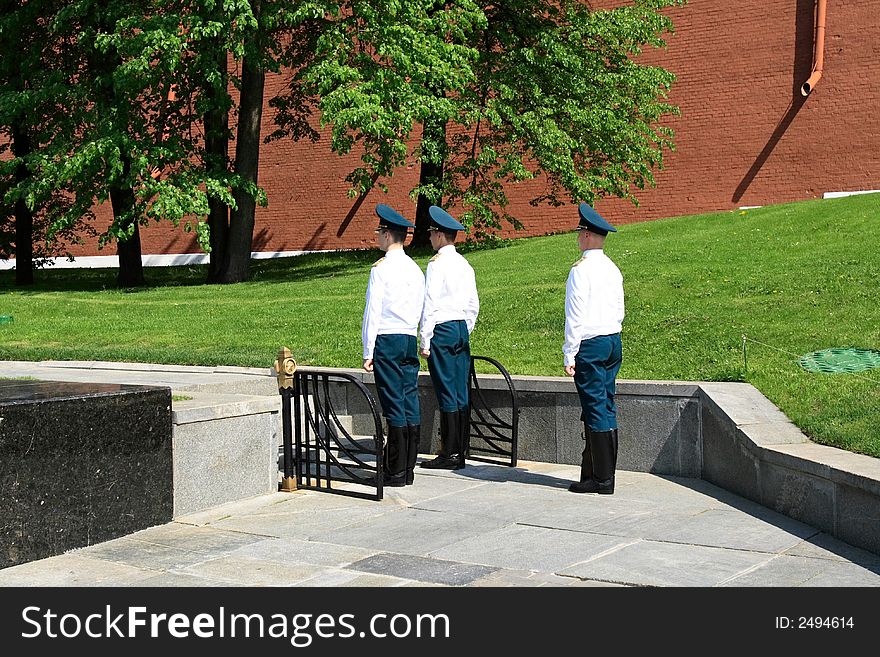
362, 249, 426, 360
563, 249, 625, 367
420, 244, 479, 350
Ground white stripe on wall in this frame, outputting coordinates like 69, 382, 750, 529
0, 250, 333, 271
822, 190, 880, 199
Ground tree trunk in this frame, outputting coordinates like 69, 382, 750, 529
11, 122, 34, 286
207, 194, 230, 282
412, 117, 447, 249
219, 2, 264, 283
91, 22, 144, 287
110, 174, 145, 288
205, 90, 230, 282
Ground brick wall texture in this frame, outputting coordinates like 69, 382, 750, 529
63, 0, 880, 257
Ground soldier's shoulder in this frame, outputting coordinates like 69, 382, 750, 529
372, 257, 385, 268
429, 254, 440, 263
571, 255, 587, 268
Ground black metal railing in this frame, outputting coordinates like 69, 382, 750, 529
280, 369, 385, 501
466, 355, 519, 467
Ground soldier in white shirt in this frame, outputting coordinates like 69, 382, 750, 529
362, 204, 426, 486
563, 203, 624, 494
419, 206, 480, 470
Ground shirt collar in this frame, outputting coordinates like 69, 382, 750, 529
439, 244, 456, 255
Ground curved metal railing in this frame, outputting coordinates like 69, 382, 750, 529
467, 355, 519, 467
280, 368, 385, 500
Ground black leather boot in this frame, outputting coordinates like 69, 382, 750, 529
575, 422, 593, 484
420, 411, 462, 470
405, 424, 420, 484
383, 425, 408, 487
569, 429, 615, 494
456, 406, 470, 469
611, 428, 619, 479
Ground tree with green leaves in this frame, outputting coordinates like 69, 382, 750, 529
0, 0, 40, 286
272, 0, 683, 247
214, 0, 267, 283
185, 0, 267, 284
0, 0, 97, 285
5, 0, 683, 287
42, 1, 239, 286
1, 1, 252, 287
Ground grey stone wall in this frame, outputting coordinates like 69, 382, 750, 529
171, 393, 279, 517
319, 369, 704, 477
698, 383, 880, 555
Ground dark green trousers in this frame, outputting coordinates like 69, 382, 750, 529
427, 320, 470, 414
373, 333, 420, 426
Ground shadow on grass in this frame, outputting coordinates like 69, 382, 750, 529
0, 250, 383, 293
1, 238, 517, 294
247, 250, 379, 284
0, 265, 205, 294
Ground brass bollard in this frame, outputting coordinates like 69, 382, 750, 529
274, 347, 298, 492
274, 346, 297, 390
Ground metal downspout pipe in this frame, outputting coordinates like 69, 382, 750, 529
801, 0, 827, 96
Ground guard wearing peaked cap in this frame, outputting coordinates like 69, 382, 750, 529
428, 205, 466, 232
577, 201, 618, 235
563, 203, 624, 494
375, 203, 414, 231
363, 204, 425, 486
419, 205, 479, 470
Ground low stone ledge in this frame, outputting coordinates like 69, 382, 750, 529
172, 393, 280, 425
699, 382, 798, 426
735, 421, 810, 447
766, 443, 880, 495
6, 361, 878, 554
298, 365, 879, 554
39, 360, 216, 374
171, 392, 279, 518
699, 385, 880, 554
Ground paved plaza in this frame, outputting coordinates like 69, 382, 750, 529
2, 359, 879, 587
2, 460, 879, 587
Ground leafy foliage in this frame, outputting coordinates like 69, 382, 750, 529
0, 0, 95, 265
270, 0, 684, 238
3, 0, 685, 283
0, 1, 259, 266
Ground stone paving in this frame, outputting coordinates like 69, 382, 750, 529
2, 359, 879, 588
2, 461, 879, 587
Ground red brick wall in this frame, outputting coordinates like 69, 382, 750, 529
66, 0, 880, 257
596, 0, 880, 224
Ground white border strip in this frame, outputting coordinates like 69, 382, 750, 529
823, 189, 880, 199
0, 250, 332, 270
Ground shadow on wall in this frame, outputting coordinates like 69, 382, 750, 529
304, 223, 328, 251
337, 178, 378, 238
733, 0, 816, 203
160, 227, 199, 254
253, 226, 272, 251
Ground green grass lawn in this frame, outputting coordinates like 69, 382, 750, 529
2, 193, 879, 457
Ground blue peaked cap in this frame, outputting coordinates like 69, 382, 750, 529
577, 202, 617, 235
375, 204, 415, 230
428, 205, 465, 232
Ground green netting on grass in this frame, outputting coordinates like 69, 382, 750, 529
797, 348, 880, 373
